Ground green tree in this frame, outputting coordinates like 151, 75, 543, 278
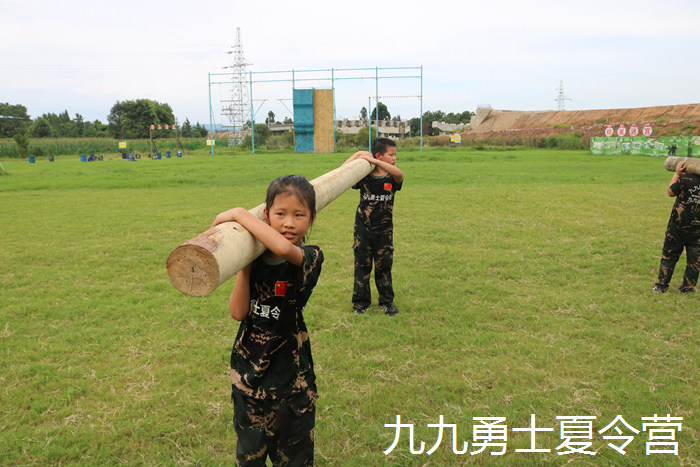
107, 99, 175, 138
40, 110, 86, 137
13, 130, 29, 158
49, 110, 73, 137
253, 123, 270, 147
0, 103, 30, 137
443, 110, 473, 124
84, 119, 109, 137
74, 113, 85, 137
360, 106, 368, 120
31, 117, 53, 137
181, 118, 193, 137
408, 117, 421, 137
193, 122, 208, 137
355, 126, 370, 148
266, 111, 276, 126
370, 102, 390, 121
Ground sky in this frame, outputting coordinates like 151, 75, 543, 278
2, 0, 700, 127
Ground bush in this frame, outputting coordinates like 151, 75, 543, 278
266, 133, 294, 150
29, 145, 44, 157
543, 132, 585, 150
13, 132, 29, 158
334, 132, 356, 152
428, 135, 450, 147
355, 127, 370, 148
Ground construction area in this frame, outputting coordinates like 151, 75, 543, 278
467, 103, 700, 142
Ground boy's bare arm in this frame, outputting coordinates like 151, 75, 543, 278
381, 162, 404, 183
668, 161, 686, 197
343, 150, 372, 165
359, 154, 404, 183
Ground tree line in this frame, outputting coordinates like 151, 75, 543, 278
0, 100, 209, 140
2, 99, 474, 156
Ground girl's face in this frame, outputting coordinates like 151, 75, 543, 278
265, 192, 313, 246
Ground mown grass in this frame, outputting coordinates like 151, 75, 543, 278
0, 148, 697, 466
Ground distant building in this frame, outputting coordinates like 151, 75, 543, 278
267, 119, 411, 139
268, 122, 294, 135
431, 121, 468, 135
336, 119, 409, 139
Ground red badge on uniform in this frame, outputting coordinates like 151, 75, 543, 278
275, 281, 288, 296
384, 183, 392, 191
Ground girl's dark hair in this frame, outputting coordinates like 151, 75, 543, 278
265, 175, 316, 216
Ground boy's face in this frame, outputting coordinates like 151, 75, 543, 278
375, 146, 397, 166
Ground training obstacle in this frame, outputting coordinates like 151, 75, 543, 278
664, 156, 700, 176
166, 158, 373, 296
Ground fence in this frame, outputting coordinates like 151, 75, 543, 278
590, 136, 700, 157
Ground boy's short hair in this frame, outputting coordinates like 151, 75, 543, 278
371, 138, 397, 158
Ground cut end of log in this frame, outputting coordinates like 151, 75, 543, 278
166, 244, 220, 297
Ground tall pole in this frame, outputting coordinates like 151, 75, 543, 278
368, 97, 372, 150
420, 65, 423, 152
250, 70, 255, 154
332, 68, 336, 153
208, 73, 214, 155
375, 67, 379, 139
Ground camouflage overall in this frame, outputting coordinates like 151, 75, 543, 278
352, 173, 402, 309
230, 245, 323, 466
655, 172, 700, 292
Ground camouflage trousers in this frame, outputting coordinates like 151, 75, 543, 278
352, 222, 394, 308
655, 228, 700, 292
232, 387, 316, 467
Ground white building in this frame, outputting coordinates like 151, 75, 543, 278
268, 119, 411, 139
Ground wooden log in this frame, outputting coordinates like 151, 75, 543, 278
167, 158, 373, 296
664, 156, 700, 175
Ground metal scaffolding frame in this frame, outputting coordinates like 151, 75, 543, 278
220, 28, 251, 146
208, 66, 423, 154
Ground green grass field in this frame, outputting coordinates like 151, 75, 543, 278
1, 148, 697, 466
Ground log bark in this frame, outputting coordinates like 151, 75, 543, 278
664, 156, 700, 175
167, 158, 373, 296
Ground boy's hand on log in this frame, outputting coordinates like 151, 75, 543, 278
358, 153, 375, 164
675, 161, 687, 174
343, 150, 373, 166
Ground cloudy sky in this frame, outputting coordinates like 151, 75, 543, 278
2, 0, 699, 127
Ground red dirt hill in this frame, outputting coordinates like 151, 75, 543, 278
467, 103, 700, 141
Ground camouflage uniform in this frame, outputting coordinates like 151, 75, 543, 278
655, 172, 700, 292
230, 244, 323, 466
352, 173, 402, 309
